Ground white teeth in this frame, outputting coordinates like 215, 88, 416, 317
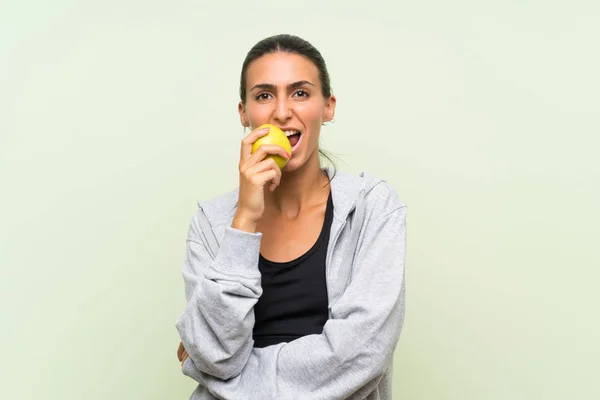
284, 130, 300, 137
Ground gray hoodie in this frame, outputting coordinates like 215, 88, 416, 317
176, 169, 407, 400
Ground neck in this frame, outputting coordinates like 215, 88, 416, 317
263, 153, 330, 218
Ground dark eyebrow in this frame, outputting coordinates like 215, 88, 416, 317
250, 80, 316, 92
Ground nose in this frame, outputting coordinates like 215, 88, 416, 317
273, 95, 292, 123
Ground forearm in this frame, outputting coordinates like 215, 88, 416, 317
177, 225, 263, 379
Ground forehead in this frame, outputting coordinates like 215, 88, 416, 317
246, 52, 320, 88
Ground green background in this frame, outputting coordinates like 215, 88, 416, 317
1, 1, 598, 399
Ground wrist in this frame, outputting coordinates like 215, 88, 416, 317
232, 212, 257, 233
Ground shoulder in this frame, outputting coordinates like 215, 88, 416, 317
329, 168, 406, 222
360, 171, 407, 219
191, 187, 239, 227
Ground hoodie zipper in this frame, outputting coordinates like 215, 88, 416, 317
326, 218, 347, 318
325, 187, 368, 318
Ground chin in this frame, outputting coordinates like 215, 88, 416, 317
282, 160, 301, 173
283, 144, 322, 172
282, 154, 309, 173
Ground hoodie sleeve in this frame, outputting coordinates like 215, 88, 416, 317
182, 205, 407, 400
175, 214, 263, 380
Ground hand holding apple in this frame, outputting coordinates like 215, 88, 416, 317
233, 125, 291, 232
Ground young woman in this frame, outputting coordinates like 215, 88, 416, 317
176, 34, 407, 400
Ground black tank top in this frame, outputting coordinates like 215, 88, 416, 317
253, 191, 333, 348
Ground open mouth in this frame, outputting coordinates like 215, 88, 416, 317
284, 130, 302, 150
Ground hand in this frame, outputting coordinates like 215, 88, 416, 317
177, 341, 189, 366
234, 127, 290, 232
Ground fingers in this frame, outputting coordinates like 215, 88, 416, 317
178, 341, 189, 366
246, 168, 280, 188
239, 144, 287, 190
181, 350, 189, 366
240, 127, 270, 162
237, 127, 289, 206
246, 156, 280, 174
243, 144, 290, 170
177, 341, 185, 362
243, 158, 281, 186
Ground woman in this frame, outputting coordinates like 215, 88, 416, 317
176, 34, 407, 400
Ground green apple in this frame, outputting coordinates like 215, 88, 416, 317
251, 124, 292, 169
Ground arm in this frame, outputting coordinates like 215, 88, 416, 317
182, 205, 407, 399
175, 216, 263, 380
176, 126, 290, 381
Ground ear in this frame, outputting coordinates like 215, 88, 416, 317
238, 101, 250, 127
323, 94, 337, 123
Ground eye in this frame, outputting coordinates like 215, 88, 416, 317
293, 90, 309, 98
255, 92, 272, 101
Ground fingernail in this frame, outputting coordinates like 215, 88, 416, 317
286, 152, 291, 158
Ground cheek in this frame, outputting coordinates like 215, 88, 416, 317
250, 116, 265, 127
246, 105, 272, 125
296, 104, 325, 127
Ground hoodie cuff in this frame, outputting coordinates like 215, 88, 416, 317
212, 226, 262, 277
182, 357, 203, 382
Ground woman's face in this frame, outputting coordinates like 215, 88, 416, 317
238, 52, 336, 172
